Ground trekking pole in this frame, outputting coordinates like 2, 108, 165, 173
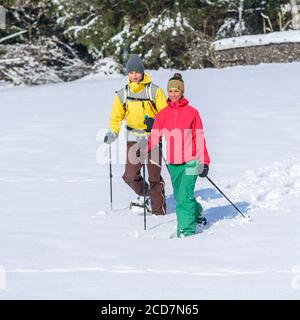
158, 146, 169, 174
109, 144, 113, 210
137, 135, 148, 230
142, 162, 147, 230
206, 176, 250, 219
159, 148, 249, 220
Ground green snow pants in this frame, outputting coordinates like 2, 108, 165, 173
167, 160, 203, 237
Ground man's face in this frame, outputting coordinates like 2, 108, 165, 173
128, 71, 143, 82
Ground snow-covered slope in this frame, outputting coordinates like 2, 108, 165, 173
0, 63, 300, 299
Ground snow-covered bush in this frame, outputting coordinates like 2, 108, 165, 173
0, 38, 91, 85
91, 57, 125, 77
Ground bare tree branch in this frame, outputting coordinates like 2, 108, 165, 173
0, 30, 27, 43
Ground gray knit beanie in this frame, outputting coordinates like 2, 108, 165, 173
126, 54, 144, 74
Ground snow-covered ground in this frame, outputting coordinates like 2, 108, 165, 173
214, 30, 300, 50
0, 63, 300, 299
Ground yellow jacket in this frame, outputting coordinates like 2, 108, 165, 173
109, 73, 167, 135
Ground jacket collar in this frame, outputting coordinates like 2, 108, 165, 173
167, 97, 189, 109
127, 73, 151, 93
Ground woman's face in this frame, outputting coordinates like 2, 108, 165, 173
168, 88, 183, 102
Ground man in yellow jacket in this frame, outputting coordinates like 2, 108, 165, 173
104, 55, 167, 215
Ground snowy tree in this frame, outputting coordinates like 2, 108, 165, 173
103, 9, 215, 69
217, 0, 291, 37
290, 0, 300, 29
0, 0, 295, 81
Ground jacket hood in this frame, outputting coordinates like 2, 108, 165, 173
127, 73, 151, 93
167, 97, 189, 109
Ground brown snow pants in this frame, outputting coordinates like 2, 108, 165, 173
122, 141, 166, 215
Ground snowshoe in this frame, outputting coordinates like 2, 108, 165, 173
196, 216, 208, 233
197, 216, 207, 226
196, 216, 207, 233
129, 196, 152, 213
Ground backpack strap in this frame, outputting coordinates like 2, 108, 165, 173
116, 85, 128, 112
116, 83, 158, 113
146, 83, 158, 113
145, 83, 153, 102
123, 84, 129, 108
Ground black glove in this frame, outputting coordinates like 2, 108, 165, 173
199, 164, 209, 178
144, 117, 155, 132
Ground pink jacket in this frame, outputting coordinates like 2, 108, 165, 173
147, 97, 210, 165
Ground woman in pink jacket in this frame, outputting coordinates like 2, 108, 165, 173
147, 73, 210, 237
